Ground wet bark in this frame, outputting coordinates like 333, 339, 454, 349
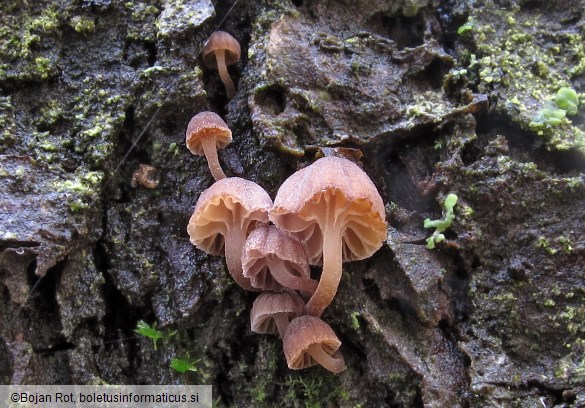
1, 0, 584, 406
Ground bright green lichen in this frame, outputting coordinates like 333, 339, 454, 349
70, 16, 96, 33
424, 193, 458, 249
461, 6, 585, 152
0, 4, 61, 81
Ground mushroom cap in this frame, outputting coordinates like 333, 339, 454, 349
242, 225, 310, 291
269, 156, 387, 265
187, 177, 273, 256
186, 111, 232, 156
202, 31, 241, 68
250, 291, 305, 335
283, 315, 343, 370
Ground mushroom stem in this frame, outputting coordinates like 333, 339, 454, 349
225, 229, 258, 291
215, 50, 236, 99
305, 197, 343, 316
200, 134, 227, 180
270, 260, 318, 295
273, 314, 290, 338
307, 344, 346, 373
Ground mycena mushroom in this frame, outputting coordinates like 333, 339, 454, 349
186, 111, 232, 181
250, 291, 305, 338
283, 315, 346, 373
242, 225, 318, 295
270, 156, 387, 317
187, 177, 272, 291
202, 31, 241, 99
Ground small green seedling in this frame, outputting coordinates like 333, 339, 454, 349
134, 320, 177, 351
135, 320, 164, 350
424, 193, 458, 249
170, 355, 199, 373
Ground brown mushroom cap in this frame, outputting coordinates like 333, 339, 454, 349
201, 31, 241, 99
186, 111, 232, 180
270, 156, 387, 316
283, 315, 346, 373
202, 31, 241, 68
242, 225, 317, 295
250, 291, 305, 338
187, 177, 273, 291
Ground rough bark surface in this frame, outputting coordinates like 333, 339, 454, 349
1, 0, 584, 407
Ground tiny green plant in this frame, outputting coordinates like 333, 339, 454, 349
457, 18, 475, 35
529, 87, 580, 129
424, 193, 458, 249
554, 87, 579, 116
134, 320, 176, 351
170, 355, 199, 373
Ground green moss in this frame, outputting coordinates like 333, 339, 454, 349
0, 4, 62, 81
544, 299, 556, 307
0, 96, 17, 151
124, 1, 160, 41
53, 171, 103, 195
462, 6, 585, 152
281, 374, 348, 408
530, 87, 581, 134
70, 16, 95, 33
554, 87, 579, 115
536, 236, 557, 255
350, 311, 361, 330
457, 18, 475, 35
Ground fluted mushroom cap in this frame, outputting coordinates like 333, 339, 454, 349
243, 225, 315, 293
188, 177, 272, 255
202, 31, 241, 68
270, 156, 387, 265
250, 291, 305, 336
283, 315, 346, 373
187, 177, 272, 291
186, 111, 232, 157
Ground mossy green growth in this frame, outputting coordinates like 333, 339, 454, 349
530, 101, 566, 127
457, 18, 475, 35
281, 374, 349, 408
0, 5, 61, 81
170, 355, 199, 373
134, 320, 177, 351
70, 16, 96, 33
135, 320, 165, 351
424, 193, 458, 249
460, 6, 585, 152
530, 87, 580, 129
554, 87, 579, 115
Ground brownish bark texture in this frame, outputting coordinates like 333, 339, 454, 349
1, 0, 584, 406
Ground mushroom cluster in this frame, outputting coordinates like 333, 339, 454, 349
186, 112, 387, 373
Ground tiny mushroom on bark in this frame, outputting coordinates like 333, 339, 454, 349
243, 225, 318, 295
283, 315, 346, 373
187, 177, 272, 291
202, 31, 241, 99
270, 156, 387, 317
186, 111, 232, 181
250, 291, 305, 338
